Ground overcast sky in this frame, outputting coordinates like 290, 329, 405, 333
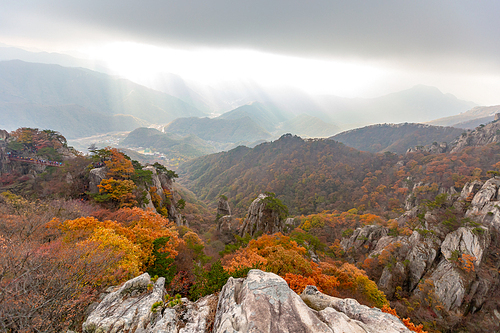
1, 0, 500, 104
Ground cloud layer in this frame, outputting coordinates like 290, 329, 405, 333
2, 0, 500, 104
3, 1, 500, 65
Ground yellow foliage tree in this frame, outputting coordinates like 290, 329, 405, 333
51, 207, 181, 281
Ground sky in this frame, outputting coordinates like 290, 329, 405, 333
1, 0, 500, 105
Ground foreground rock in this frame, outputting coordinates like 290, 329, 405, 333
215, 270, 409, 333
84, 270, 409, 333
301, 285, 410, 333
83, 273, 217, 333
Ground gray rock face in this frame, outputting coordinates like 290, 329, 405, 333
454, 180, 483, 210
364, 231, 441, 297
216, 196, 235, 235
341, 224, 389, 257
405, 231, 441, 291
214, 270, 331, 333
407, 142, 449, 154
300, 285, 411, 333
83, 273, 163, 333
469, 178, 500, 210
88, 167, 108, 194
147, 294, 218, 333
344, 223, 489, 313
240, 194, 285, 237
450, 119, 500, 153
84, 270, 411, 333
344, 177, 500, 317
217, 215, 234, 232
427, 260, 466, 311
441, 227, 490, 266
217, 196, 231, 217
83, 273, 217, 333
213, 270, 410, 333
465, 178, 500, 231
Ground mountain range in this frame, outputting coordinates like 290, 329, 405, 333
331, 123, 465, 154
0, 60, 204, 138
0, 47, 496, 158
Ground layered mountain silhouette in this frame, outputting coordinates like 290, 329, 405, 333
0, 60, 204, 138
314, 85, 476, 129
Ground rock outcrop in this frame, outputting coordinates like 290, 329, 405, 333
88, 164, 186, 226
450, 118, 500, 153
84, 270, 410, 333
216, 196, 237, 239
217, 196, 231, 217
240, 194, 286, 237
301, 285, 411, 333
406, 141, 449, 154
88, 167, 108, 194
342, 177, 500, 319
83, 272, 218, 333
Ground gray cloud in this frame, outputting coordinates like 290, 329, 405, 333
2, 1, 499, 62
2, 0, 500, 101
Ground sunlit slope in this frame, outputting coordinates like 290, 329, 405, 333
163, 116, 272, 143
0, 60, 205, 135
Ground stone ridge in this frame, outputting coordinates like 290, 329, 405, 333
83, 270, 410, 333
239, 194, 285, 237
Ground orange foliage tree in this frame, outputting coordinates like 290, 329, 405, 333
104, 147, 135, 179
221, 233, 388, 307
382, 304, 427, 333
51, 207, 182, 281
97, 178, 137, 207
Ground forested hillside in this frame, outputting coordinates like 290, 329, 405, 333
3, 126, 500, 333
331, 123, 464, 154
180, 133, 500, 216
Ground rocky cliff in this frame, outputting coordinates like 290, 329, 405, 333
342, 177, 500, 331
83, 270, 410, 333
240, 194, 286, 237
407, 114, 500, 155
88, 164, 185, 226
449, 117, 500, 153
0, 129, 76, 177
215, 196, 238, 244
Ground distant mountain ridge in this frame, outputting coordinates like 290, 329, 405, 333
0, 102, 147, 139
216, 101, 289, 132
315, 85, 476, 129
427, 105, 500, 128
331, 123, 464, 154
120, 127, 215, 163
162, 116, 272, 143
0, 60, 205, 138
277, 114, 340, 138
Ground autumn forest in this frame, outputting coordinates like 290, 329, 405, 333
2, 125, 500, 333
